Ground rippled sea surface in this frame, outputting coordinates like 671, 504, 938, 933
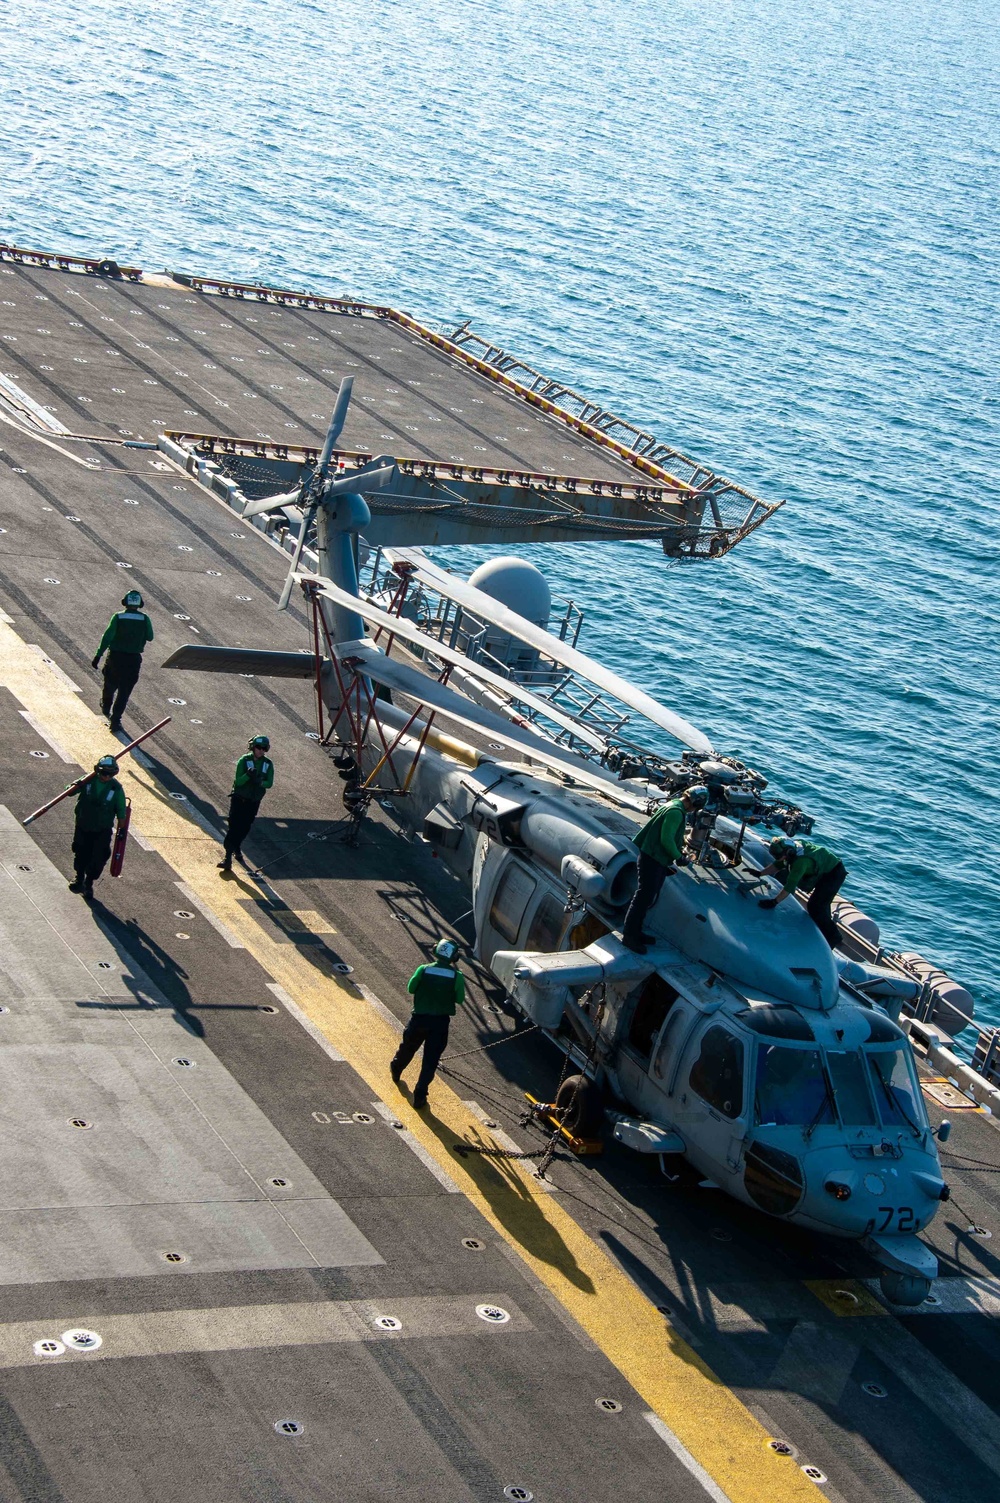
3, 0, 998, 1024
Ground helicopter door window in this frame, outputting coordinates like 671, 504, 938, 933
489, 862, 537, 944
754, 1046, 834, 1128
689, 1025, 745, 1120
865, 1047, 926, 1132
627, 975, 680, 1060
826, 1050, 878, 1126
525, 892, 568, 953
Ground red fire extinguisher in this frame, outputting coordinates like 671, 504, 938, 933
110, 798, 132, 877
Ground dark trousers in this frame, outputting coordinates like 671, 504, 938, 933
72, 824, 113, 884
622, 852, 674, 941
224, 792, 262, 857
101, 650, 142, 722
807, 862, 848, 949
391, 1013, 451, 1097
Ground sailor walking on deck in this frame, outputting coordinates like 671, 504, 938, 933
390, 939, 465, 1109
92, 591, 154, 733
622, 786, 708, 953
69, 755, 126, 899
757, 836, 848, 948
219, 735, 274, 872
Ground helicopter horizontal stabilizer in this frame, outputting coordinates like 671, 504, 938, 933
161, 645, 317, 678
302, 575, 607, 753
385, 549, 713, 754
334, 641, 647, 808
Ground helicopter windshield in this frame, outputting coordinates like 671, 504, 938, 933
865, 1046, 926, 1132
755, 1046, 834, 1128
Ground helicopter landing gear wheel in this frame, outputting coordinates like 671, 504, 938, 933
554, 1074, 603, 1140
879, 1270, 932, 1306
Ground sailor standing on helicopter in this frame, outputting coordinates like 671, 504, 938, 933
756, 835, 847, 949
622, 785, 708, 953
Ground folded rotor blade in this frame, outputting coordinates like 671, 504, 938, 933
242, 489, 302, 521
319, 377, 354, 471
387, 549, 713, 754
335, 642, 647, 809
278, 501, 319, 610
162, 645, 316, 677
305, 575, 607, 753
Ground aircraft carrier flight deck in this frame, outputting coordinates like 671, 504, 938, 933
0, 244, 997, 1503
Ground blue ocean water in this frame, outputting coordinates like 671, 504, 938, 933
2, 0, 998, 1025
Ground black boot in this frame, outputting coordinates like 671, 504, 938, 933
69, 877, 86, 893
217, 854, 232, 873
621, 933, 648, 954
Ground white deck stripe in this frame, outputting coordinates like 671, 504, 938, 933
644, 1413, 735, 1503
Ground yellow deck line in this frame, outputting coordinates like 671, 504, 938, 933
0, 621, 817, 1503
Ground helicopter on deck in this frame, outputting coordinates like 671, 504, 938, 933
164, 380, 951, 1305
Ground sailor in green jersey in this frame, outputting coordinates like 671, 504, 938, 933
621, 785, 709, 952
757, 835, 848, 949
92, 591, 154, 732
390, 939, 465, 1107
69, 755, 127, 898
218, 735, 274, 872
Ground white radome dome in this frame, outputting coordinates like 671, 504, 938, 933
467, 556, 551, 628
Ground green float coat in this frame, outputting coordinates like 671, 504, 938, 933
781, 840, 841, 893
74, 776, 127, 831
407, 963, 466, 1016
633, 799, 686, 866
97, 610, 154, 655
232, 755, 274, 802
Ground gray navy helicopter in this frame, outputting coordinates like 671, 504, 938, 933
165, 380, 951, 1305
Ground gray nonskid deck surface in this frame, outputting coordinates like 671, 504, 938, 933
0, 807, 381, 1283
0, 731, 701, 1502
1, 260, 642, 479
1, 258, 999, 1503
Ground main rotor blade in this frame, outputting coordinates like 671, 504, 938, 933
278, 501, 318, 610
335, 642, 648, 810
318, 377, 354, 475
388, 549, 713, 754
304, 575, 607, 753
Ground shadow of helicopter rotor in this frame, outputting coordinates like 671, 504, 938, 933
75, 907, 207, 1037
395, 1094, 596, 1295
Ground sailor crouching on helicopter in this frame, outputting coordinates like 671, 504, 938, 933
390, 940, 465, 1109
622, 785, 709, 953
92, 591, 154, 733
756, 835, 847, 948
69, 755, 126, 899
218, 736, 274, 873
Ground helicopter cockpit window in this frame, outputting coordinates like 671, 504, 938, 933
865, 1047, 926, 1131
627, 975, 680, 1059
689, 1025, 745, 1119
489, 862, 537, 945
826, 1050, 878, 1126
526, 892, 567, 953
754, 1045, 834, 1128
